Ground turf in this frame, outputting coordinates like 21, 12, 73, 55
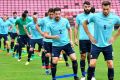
0, 31, 120, 80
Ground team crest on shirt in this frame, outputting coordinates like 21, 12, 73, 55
62, 23, 65, 27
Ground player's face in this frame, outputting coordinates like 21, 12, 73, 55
55, 11, 61, 21
48, 12, 54, 19
83, 4, 91, 14
33, 17, 37, 23
13, 13, 17, 18
102, 5, 111, 16
3, 16, 8, 21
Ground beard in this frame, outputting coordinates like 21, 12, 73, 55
55, 17, 60, 21
84, 9, 90, 14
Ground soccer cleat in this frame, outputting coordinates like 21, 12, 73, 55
18, 59, 21, 62
45, 70, 51, 75
80, 77, 85, 80
74, 77, 79, 80
91, 77, 96, 80
25, 62, 30, 65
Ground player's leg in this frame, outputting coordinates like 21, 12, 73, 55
62, 50, 70, 67
44, 42, 52, 75
25, 39, 35, 65
79, 40, 87, 78
4, 34, 10, 54
87, 44, 100, 80
63, 43, 79, 80
51, 46, 61, 80
103, 45, 114, 80
0, 34, 2, 49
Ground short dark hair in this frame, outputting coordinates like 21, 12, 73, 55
22, 13, 27, 18
83, 1, 90, 5
13, 12, 17, 14
91, 7, 95, 13
102, 1, 111, 6
33, 12, 38, 15
48, 8, 54, 13
54, 7, 61, 13
24, 10, 28, 14
45, 12, 48, 17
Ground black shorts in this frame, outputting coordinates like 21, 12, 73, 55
79, 40, 91, 53
91, 44, 113, 61
43, 42, 52, 53
0, 34, 8, 41
52, 43, 74, 57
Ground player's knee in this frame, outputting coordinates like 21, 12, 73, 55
81, 54, 86, 60
45, 53, 51, 57
89, 60, 96, 67
107, 61, 113, 68
29, 48, 33, 51
52, 57, 59, 64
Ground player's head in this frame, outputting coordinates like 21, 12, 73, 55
48, 8, 54, 19
24, 10, 29, 16
83, 1, 91, 14
13, 12, 17, 18
32, 15, 38, 23
33, 12, 38, 16
54, 7, 61, 21
45, 12, 48, 17
3, 14, 8, 21
22, 13, 27, 20
102, 1, 111, 16
91, 7, 95, 13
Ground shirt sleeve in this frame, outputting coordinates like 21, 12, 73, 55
88, 14, 95, 23
15, 19, 19, 26
66, 19, 70, 29
38, 18, 44, 27
115, 16, 120, 25
44, 23, 51, 33
76, 15, 80, 25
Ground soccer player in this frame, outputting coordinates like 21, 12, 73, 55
9, 12, 19, 51
83, 1, 120, 80
0, 14, 12, 54
24, 14, 43, 65
74, 1, 95, 80
15, 13, 31, 61
44, 7, 79, 80
36, 8, 54, 75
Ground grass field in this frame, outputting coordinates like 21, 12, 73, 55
0, 31, 120, 80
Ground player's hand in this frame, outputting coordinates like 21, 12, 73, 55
74, 39, 78, 46
28, 35, 32, 39
70, 41, 74, 48
16, 31, 19, 35
89, 36, 96, 44
109, 37, 115, 44
54, 35, 60, 39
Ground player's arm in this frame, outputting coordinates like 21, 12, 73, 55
74, 23, 79, 45
68, 27, 74, 47
15, 20, 19, 35
36, 24, 44, 36
24, 25, 31, 38
44, 32, 59, 39
83, 20, 96, 44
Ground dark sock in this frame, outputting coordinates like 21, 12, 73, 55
0, 40, 1, 48
51, 63, 57, 79
108, 68, 114, 80
28, 50, 33, 62
72, 60, 78, 78
11, 42, 14, 50
14, 45, 18, 52
45, 56, 49, 69
27, 46, 30, 54
80, 60, 86, 77
63, 53, 68, 62
7, 49, 9, 53
18, 45, 22, 59
87, 67, 95, 80
41, 51, 45, 66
